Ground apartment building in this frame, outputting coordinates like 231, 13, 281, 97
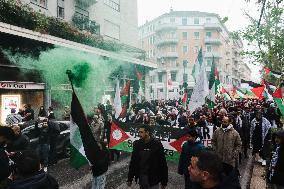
20, 0, 139, 48
139, 10, 250, 100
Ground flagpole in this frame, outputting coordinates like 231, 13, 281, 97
66, 70, 75, 93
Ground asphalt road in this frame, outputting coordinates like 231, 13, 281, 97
48, 152, 253, 189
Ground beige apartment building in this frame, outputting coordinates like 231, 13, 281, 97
139, 10, 251, 100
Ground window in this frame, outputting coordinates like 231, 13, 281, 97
206, 59, 211, 67
194, 18, 200, 25
194, 32, 200, 39
206, 31, 212, 38
170, 18, 175, 23
170, 31, 176, 38
183, 45, 188, 53
194, 46, 199, 53
183, 74, 188, 82
171, 72, 177, 81
182, 32, 188, 40
183, 60, 188, 67
182, 18, 187, 25
104, 20, 120, 40
75, 6, 89, 18
206, 45, 212, 52
171, 45, 176, 52
57, 6, 64, 19
160, 89, 164, 92
158, 73, 163, 82
31, 0, 47, 8
104, 0, 120, 12
206, 18, 211, 23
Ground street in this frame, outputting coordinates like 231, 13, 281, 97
48, 152, 253, 189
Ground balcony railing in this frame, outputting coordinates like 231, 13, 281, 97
204, 52, 222, 58
155, 38, 178, 46
205, 38, 222, 45
157, 52, 179, 59
204, 23, 222, 31
155, 23, 178, 32
72, 14, 100, 35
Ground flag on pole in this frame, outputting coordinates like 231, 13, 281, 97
136, 68, 144, 103
119, 81, 131, 118
191, 48, 203, 81
207, 57, 220, 108
251, 85, 265, 99
220, 86, 231, 100
263, 67, 282, 78
70, 92, 105, 169
114, 79, 122, 119
188, 51, 209, 113
272, 87, 284, 116
182, 92, 187, 109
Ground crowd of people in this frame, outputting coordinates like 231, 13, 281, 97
1, 89, 284, 189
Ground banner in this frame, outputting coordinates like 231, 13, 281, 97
110, 120, 214, 162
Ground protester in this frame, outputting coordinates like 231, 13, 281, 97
250, 111, 272, 166
241, 104, 252, 158
127, 125, 168, 189
91, 142, 110, 189
63, 106, 71, 121
268, 130, 284, 189
178, 129, 205, 189
0, 126, 15, 185
47, 119, 60, 166
90, 114, 105, 143
189, 150, 241, 189
8, 150, 59, 189
7, 125, 30, 152
23, 104, 34, 121
47, 107, 55, 120
5, 109, 22, 126
38, 106, 47, 118
212, 116, 242, 168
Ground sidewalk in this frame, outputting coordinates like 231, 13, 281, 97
250, 162, 266, 189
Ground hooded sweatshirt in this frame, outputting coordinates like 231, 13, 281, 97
8, 172, 58, 189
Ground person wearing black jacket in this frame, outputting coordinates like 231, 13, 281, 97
0, 126, 15, 187
8, 150, 58, 189
34, 120, 52, 171
268, 130, 284, 188
7, 125, 30, 152
127, 125, 168, 189
189, 151, 241, 189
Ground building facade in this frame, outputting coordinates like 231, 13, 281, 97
139, 10, 249, 100
21, 0, 139, 48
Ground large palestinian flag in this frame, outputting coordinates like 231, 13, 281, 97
109, 120, 214, 162
207, 57, 220, 108
272, 87, 284, 116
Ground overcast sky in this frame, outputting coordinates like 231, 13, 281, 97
137, 0, 261, 81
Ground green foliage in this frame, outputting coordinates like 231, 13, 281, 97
240, 0, 284, 83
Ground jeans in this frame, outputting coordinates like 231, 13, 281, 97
92, 173, 106, 189
37, 144, 50, 167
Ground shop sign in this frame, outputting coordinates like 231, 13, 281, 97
0, 82, 45, 90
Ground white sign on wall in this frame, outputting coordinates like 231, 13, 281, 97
0, 82, 45, 90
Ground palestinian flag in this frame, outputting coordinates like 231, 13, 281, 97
220, 86, 231, 101
207, 57, 220, 108
110, 120, 188, 162
235, 87, 246, 99
241, 79, 263, 88
272, 87, 284, 116
251, 85, 265, 100
264, 67, 282, 79
70, 92, 104, 169
182, 92, 187, 109
191, 48, 203, 81
119, 81, 131, 118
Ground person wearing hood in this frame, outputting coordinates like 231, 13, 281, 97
189, 150, 241, 189
211, 116, 242, 168
178, 129, 205, 189
268, 130, 284, 189
250, 111, 271, 166
8, 150, 58, 189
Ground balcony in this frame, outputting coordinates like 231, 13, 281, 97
155, 38, 178, 46
204, 52, 222, 59
155, 23, 178, 32
157, 52, 179, 59
205, 38, 222, 45
72, 14, 100, 35
204, 23, 222, 31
